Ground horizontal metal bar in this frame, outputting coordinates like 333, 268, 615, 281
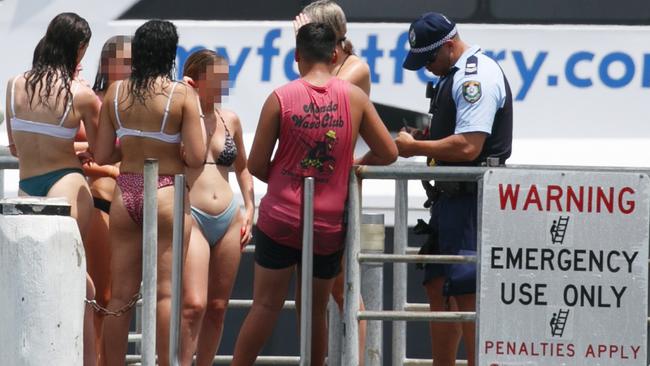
509, 164, 650, 175
355, 162, 650, 181
228, 299, 295, 310
125, 355, 300, 365
404, 358, 468, 366
356, 164, 488, 181
359, 310, 476, 322
358, 253, 476, 264
128, 333, 141, 343
404, 303, 431, 312
213, 356, 300, 364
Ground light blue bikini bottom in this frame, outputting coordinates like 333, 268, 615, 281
190, 199, 238, 247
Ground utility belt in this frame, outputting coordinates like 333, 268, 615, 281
421, 181, 476, 208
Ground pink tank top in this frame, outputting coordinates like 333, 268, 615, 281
257, 77, 353, 255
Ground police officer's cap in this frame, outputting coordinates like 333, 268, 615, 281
403, 12, 458, 71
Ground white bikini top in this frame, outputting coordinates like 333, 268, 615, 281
114, 80, 182, 144
10, 76, 80, 140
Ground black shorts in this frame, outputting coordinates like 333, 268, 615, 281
254, 227, 344, 280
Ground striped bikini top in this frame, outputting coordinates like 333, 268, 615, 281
9, 76, 80, 140
114, 80, 182, 144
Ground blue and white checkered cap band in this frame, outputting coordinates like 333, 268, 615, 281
409, 26, 458, 54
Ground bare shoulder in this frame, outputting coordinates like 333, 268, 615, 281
346, 81, 369, 106
218, 107, 241, 129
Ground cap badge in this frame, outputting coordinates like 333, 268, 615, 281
409, 28, 416, 47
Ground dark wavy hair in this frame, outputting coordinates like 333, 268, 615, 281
93, 35, 133, 93
25, 12, 91, 109
129, 20, 178, 104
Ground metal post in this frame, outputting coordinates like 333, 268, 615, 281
392, 180, 408, 366
361, 213, 385, 366
169, 174, 185, 366
342, 172, 361, 366
327, 299, 342, 366
0, 170, 4, 199
300, 177, 315, 366
142, 159, 158, 366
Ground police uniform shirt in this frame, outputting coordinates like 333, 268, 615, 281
448, 45, 508, 135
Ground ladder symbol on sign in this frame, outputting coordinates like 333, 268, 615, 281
550, 309, 570, 337
550, 216, 570, 244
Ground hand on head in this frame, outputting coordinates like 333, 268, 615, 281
293, 13, 312, 35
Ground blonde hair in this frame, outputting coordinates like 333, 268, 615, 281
302, 0, 354, 54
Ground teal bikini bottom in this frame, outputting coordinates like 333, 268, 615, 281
19, 168, 84, 197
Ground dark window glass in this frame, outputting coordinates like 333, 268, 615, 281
490, 0, 650, 24
340, 0, 478, 22
120, 0, 306, 20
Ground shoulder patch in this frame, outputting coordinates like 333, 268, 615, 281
462, 80, 482, 103
465, 55, 478, 75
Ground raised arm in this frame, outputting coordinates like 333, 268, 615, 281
352, 87, 398, 165
247, 92, 280, 183
228, 110, 255, 247
180, 84, 207, 168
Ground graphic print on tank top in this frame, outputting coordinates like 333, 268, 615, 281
287, 100, 344, 183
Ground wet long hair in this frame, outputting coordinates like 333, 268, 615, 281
93, 35, 133, 93
25, 12, 91, 109
302, 0, 354, 55
128, 20, 178, 105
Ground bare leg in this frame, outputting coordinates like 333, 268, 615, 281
195, 213, 242, 366
231, 264, 294, 366
102, 188, 142, 366
424, 277, 462, 366
180, 222, 209, 365
155, 187, 192, 366
296, 271, 337, 366
331, 268, 366, 366
84, 275, 97, 366
49, 172, 97, 365
455, 294, 476, 366
85, 207, 112, 365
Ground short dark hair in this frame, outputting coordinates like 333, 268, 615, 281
296, 22, 336, 63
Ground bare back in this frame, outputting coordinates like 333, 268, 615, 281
6, 74, 100, 179
100, 78, 203, 175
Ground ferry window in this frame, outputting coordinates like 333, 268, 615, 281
341, 0, 478, 22
490, 0, 650, 24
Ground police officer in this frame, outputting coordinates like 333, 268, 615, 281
395, 12, 513, 366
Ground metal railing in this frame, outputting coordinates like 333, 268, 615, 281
342, 163, 650, 366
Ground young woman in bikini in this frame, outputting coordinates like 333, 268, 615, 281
5, 12, 100, 365
94, 20, 205, 366
179, 49, 254, 366
72, 35, 132, 365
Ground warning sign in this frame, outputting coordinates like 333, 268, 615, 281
478, 169, 649, 365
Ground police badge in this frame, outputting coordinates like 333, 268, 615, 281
409, 28, 416, 47
462, 80, 482, 103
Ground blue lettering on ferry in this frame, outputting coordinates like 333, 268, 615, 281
388, 31, 409, 84
360, 34, 383, 83
599, 52, 634, 88
512, 51, 547, 101
565, 51, 594, 88
175, 29, 650, 102
258, 28, 282, 82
